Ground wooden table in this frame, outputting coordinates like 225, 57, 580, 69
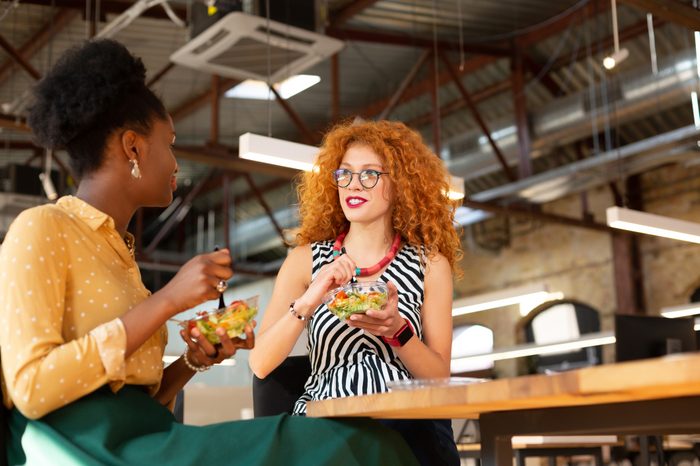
307, 353, 700, 466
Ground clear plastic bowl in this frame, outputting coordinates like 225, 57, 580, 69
323, 281, 389, 320
179, 295, 258, 345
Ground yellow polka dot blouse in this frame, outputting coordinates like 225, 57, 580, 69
0, 196, 167, 419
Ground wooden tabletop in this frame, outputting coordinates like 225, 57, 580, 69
306, 352, 700, 419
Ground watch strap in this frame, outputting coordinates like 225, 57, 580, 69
381, 319, 414, 347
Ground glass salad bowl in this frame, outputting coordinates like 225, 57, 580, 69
179, 296, 258, 345
323, 281, 389, 320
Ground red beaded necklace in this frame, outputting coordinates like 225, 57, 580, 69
332, 231, 402, 277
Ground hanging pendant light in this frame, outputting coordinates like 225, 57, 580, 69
603, 0, 629, 70
606, 206, 700, 243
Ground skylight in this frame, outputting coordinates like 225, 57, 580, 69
225, 74, 321, 100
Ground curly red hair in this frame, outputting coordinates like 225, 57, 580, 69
296, 119, 463, 277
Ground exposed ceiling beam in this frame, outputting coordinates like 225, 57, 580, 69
326, 27, 511, 56
359, 55, 496, 118
17, 0, 188, 20
439, 51, 516, 181
174, 145, 298, 180
207, 177, 292, 216
0, 140, 40, 150
0, 113, 30, 133
462, 199, 612, 233
242, 173, 286, 243
145, 170, 214, 256
379, 50, 431, 120
551, 18, 659, 69
195, 171, 239, 200
407, 79, 511, 128
516, 0, 606, 47
269, 86, 317, 144
511, 47, 532, 179
0, 34, 41, 80
147, 61, 175, 88
618, 0, 700, 31
170, 78, 238, 122
0, 8, 78, 86
407, 15, 654, 131
355, 0, 603, 119
330, 0, 381, 28
522, 54, 564, 97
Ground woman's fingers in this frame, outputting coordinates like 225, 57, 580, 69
180, 328, 213, 366
335, 255, 356, 279
350, 310, 396, 326
180, 329, 200, 353
184, 320, 257, 368
207, 248, 233, 266
206, 262, 234, 280
190, 327, 218, 357
386, 281, 398, 301
239, 323, 256, 349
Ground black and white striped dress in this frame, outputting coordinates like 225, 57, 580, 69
292, 240, 425, 415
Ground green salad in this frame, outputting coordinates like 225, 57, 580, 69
185, 299, 258, 345
326, 284, 388, 320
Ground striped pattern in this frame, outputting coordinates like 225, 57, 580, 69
293, 240, 425, 415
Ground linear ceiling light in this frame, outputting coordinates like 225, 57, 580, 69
447, 175, 465, 200
452, 284, 554, 317
450, 331, 615, 369
239, 132, 319, 172
661, 303, 700, 319
606, 206, 700, 244
239, 133, 466, 199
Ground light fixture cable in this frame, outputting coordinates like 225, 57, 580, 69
456, 0, 464, 71
265, 0, 272, 137
611, 0, 620, 54
431, 0, 442, 154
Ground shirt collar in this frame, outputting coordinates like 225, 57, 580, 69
56, 195, 115, 231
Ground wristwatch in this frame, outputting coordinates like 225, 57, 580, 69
381, 319, 414, 347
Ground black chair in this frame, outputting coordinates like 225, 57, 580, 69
173, 390, 185, 423
252, 356, 311, 417
520, 299, 603, 374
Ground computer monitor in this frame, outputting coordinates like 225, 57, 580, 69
615, 314, 697, 362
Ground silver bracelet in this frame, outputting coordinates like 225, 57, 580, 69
182, 348, 210, 372
289, 301, 313, 322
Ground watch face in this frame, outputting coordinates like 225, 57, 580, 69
397, 325, 413, 346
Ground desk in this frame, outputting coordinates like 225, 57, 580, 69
306, 353, 700, 466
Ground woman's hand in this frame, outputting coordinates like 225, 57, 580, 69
295, 254, 356, 313
157, 249, 233, 317
180, 321, 256, 368
347, 281, 405, 337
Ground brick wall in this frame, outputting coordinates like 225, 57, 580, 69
455, 163, 700, 376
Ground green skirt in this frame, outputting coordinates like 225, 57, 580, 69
7, 386, 419, 466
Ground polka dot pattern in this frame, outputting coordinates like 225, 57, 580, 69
0, 196, 164, 419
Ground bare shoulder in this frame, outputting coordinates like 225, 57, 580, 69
425, 251, 450, 279
278, 244, 313, 285
285, 244, 312, 266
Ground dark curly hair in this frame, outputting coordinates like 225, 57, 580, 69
28, 39, 167, 177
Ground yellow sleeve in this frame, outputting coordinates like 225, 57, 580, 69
0, 207, 127, 419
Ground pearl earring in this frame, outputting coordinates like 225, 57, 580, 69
130, 159, 141, 179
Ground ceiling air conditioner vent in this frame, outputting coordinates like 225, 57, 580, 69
170, 12, 343, 83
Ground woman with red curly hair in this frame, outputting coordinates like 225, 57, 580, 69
250, 120, 462, 466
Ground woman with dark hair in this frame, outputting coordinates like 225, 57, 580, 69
0, 39, 418, 466
249, 120, 463, 466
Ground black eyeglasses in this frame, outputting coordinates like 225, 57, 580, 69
332, 169, 389, 189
